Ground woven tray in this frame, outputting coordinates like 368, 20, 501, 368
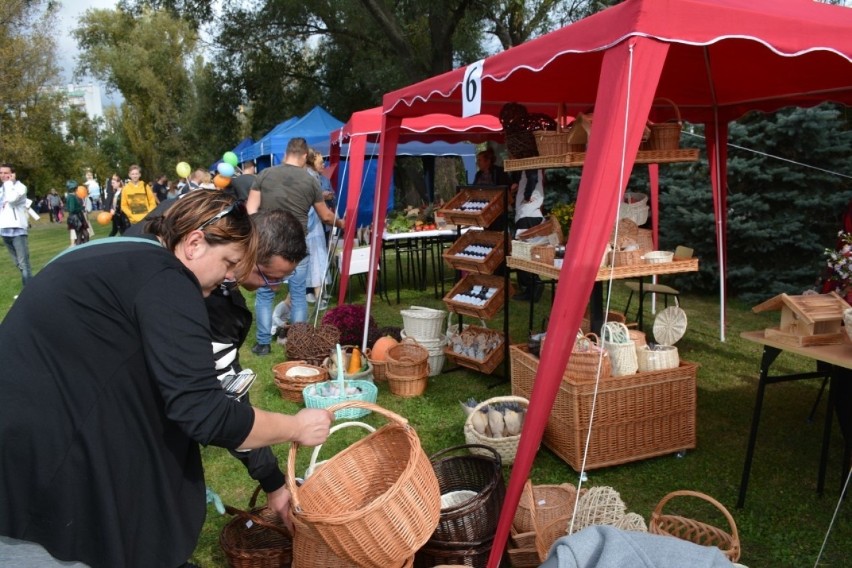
438, 187, 506, 228
442, 230, 506, 274
443, 273, 512, 319
510, 345, 697, 471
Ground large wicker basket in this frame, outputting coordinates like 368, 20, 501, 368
413, 537, 493, 568
272, 361, 328, 403
429, 444, 506, 543
220, 486, 293, 568
463, 395, 529, 466
510, 345, 697, 471
287, 401, 441, 568
386, 368, 429, 397
565, 333, 612, 383
649, 490, 741, 562
386, 337, 430, 377
401, 306, 447, 341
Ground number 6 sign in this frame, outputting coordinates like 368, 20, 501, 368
462, 59, 484, 117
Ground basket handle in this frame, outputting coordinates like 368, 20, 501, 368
286, 401, 411, 512
463, 395, 530, 429
651, 490, 740, 546
601, 321, 631, 344
305, 420, 377, 479
222, 485, 292, 538
652, 97, 682, 124
428, 443, 502, 467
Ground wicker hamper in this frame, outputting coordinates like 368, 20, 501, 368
220, 486, 293, 568
287, 401, 441, 568
510, 345, 697, 471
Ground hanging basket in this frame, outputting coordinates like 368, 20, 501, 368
219, 485, 293, 568
287, 401, 441, 568
649, 490, 741, 562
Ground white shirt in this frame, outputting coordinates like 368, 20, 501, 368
515, 169, 544, 222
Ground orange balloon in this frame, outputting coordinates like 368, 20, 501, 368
97, 211, 113, 226
76, 185, 89, 199
213, 174, 230, 189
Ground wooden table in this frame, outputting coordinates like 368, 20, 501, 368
737, 330, 852, 507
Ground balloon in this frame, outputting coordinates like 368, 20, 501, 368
176, 161, 191, 179
217, 162, 235, 177
97, 211, 113, 226
213, 174, 230, 189
222, 151, 239, 168
76, 186, 88, 200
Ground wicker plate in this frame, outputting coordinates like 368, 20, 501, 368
653, 306, 687, 346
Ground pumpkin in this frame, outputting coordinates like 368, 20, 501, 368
370, 336, 398, 362
347, 347, 362, 374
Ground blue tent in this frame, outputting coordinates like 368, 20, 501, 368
241, 107, 343, 167
238, 117, 299, 165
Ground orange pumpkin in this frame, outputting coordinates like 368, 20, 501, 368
370, 336, 398, 362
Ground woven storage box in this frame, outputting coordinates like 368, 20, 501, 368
444, 273, 512, 320
643, 98, 683, 151
649, 490, 741, 562
272, 361, 329, 403
386, 368, 429, 397
401, 306, 447, 341
220, 486, 293, 568
445, 326, 505, 374
531, 245, 555, 265
429, 444, 506, 543
463, 395, 529, 466
510, 345, 697, 471
439, 188, 506, 228
442, 230, 506, 274
637, 345, 680, 372
386, 337, 430, 377
287, 401, 441, 568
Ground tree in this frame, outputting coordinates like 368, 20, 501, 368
74, 7, 211, 177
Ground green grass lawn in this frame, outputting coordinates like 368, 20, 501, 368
2, 217, 850, 567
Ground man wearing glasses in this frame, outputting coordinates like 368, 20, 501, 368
246, 137, 344, 356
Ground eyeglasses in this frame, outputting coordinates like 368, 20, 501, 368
256, 264, 289, 287
196, 200, 246, 232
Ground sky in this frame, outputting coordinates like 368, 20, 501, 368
55, 0, 119, 104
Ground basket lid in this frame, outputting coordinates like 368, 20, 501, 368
653, 306, 687, 346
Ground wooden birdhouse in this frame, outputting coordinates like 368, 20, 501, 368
752, 292, 851, 346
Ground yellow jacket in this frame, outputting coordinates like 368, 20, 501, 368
121, 180, 157, 225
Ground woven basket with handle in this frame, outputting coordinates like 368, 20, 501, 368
463, 395, 529, 466
601, 321, 638, 376
565, 332, 612, 383
272, 360, 328, 403
644, 98, 683, 150
287, 400, 441, 568
649, 490, 741, 562
219, 485, 292, 568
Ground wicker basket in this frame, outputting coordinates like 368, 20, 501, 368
286, 323, 341, 366
272, 361, 329, 403
565, 333, 612, 383
608, 246, 644, 267
636, 344, 680, 372
302, 379, 379, 420
601, 322, 638, 377
414, 537, 493, 568
220, 485, 293, 568
287, 401, 441, 568
534, 105, 585, 156
401, 306, 447, 341
463, 395, 529, 466
510, 345, 697, 471
531, 245, 555, 265
386, 337, 430, 377
506, 131, 539, 160
516, 215, 564, 245
386, 368, 429, 397
649, 490, 741, 562
429, 444, 506, 543
322, 347, 375, 383
442, 230, 506, 275
438, 187, 506, 228
292, 526, 414, 568
444, 325, 505, 374
513, 481, 579, 534
643, 250, 674, 264
620, 192, 650, 226
366, 348, 388, 382
444, 273, 512, 320
644, 98, 683, 151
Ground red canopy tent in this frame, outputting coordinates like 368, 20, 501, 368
328, 107, 503, 306
365, 0, 852, 565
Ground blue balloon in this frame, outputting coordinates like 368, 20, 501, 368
217, 162, 235, 177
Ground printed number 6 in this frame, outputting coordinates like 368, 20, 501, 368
465, 64, 480, 103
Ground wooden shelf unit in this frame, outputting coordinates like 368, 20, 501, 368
504, 148, 700, 172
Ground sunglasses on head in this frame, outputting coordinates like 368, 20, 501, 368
196, 200, 247, 232
256, 264, 290, 287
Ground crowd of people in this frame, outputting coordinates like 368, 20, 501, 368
0, 137, 345, 567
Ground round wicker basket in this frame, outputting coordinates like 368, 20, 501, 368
272, 361, 328, 403
463, 395, 529, 466
219, 486, 292, 568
